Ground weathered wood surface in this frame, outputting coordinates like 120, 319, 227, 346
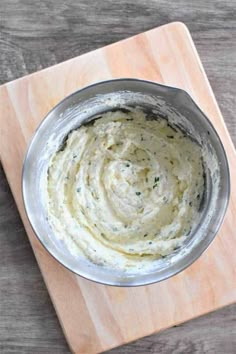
0, 1, 235, 353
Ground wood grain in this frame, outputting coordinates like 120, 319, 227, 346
0, 2, 235, 352
1, 22, 236, 354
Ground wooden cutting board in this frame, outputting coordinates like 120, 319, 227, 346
0, 22, 235, 354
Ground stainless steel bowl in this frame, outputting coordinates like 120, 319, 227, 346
22, 79, 230, 286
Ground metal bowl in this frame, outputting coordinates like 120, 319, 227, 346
22, 79, 230, 286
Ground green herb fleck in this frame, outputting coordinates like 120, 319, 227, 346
153, 184, 158, 189
143, 233, 148, 237
126, 164, 130, 167
149, 241, 153, 245
73, 154, 77, 158
154, 176, 160, 183
77, 187, 81, 193
136, 192, 141, 196
167, 135, 174, 139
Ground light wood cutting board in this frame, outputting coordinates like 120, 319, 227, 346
0, 22, 235, 354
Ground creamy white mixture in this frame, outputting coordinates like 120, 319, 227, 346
46, 109, 204, 272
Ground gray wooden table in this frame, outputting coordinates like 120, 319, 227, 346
0, 1, 235, 353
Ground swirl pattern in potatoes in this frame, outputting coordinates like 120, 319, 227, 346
47, 109, 204, 272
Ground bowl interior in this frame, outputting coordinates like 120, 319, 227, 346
22, 79, 230, 286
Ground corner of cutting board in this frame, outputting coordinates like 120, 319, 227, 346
163, 21, 191, 35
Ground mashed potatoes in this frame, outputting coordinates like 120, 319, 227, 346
46, 109, 204, 272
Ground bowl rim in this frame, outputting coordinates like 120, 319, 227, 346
22, 78, 231, 287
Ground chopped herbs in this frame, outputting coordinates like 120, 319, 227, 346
186, 228, 192, 236
153, 176, 160, 189
136, 192, 141, 196
167, 135, 174, 139
76, 187, 81, 193
126, 164, 130, 167
149, 241, 153, 245
143, 233, 148, 237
